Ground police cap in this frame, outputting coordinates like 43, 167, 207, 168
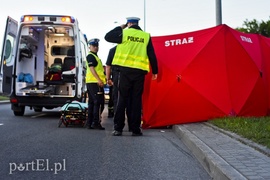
126, 17, 140, 24
88, 38, 99, 46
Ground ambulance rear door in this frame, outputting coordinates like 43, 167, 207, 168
0, 16, 18, 95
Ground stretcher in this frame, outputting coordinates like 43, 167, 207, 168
58, 100, 88, 127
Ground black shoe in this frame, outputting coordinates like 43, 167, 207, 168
86, 124, 94, 129
91, 124, 105, 130
108, 114, 114, 118
112, 130, 122, 136
98, 126, 105, 130
132, 131, 143, 136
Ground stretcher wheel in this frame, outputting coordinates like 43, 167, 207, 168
58, 118, 63, 127
82, 120, 87, 128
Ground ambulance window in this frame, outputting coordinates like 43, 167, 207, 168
5, 40, 12, 60
51, 46, 73, 56
5, 35, 14, 64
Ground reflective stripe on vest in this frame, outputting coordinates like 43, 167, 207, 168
112, 28, 150, 72
85, 52, 106, 83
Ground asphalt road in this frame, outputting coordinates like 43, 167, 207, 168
0, 103, 210, 180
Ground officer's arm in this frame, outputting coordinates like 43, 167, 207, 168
147, 38, 158, 75
105, 47, 115, 66
104, 26, 123, 43
105, 66, 113, 86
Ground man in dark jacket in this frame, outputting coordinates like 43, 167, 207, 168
106, 46, 132, 131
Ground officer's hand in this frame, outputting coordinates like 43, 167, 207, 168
107, 79, 113, 86
120, 24, 127, 29
97, 81, 104, 87
152, 74, 158, 80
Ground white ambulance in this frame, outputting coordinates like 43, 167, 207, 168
0, 15, 89, 116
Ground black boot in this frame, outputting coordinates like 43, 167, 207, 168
108, 109, 114, 118
90, 123, 105, 130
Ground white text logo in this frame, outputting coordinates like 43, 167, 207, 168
9, 159, 66, 174
240, 36, 253, 43
165, 37, 194, 47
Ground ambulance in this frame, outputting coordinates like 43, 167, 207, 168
0, 15, 89, 116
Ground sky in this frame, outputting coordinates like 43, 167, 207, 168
0, 0, 269, 64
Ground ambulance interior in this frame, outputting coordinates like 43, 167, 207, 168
15, 25, 76, 97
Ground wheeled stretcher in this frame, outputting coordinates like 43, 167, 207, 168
58, 101, 88, 127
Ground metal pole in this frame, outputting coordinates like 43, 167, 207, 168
216, 0, 222, 25
144, 0, 146, 31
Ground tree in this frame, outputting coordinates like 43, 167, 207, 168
236, 18, 270, 37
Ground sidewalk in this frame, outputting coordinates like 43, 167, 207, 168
173, 122, 270, 180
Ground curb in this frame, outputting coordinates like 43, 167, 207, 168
173, 124, 246, 180
0, 100, 10, 104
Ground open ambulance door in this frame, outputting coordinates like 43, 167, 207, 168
0, 17, 18, 95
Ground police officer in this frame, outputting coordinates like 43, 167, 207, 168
105, 17, 158, 136
106, 46, 132, 131
86, 38, 105, 130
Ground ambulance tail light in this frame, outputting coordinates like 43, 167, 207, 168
10, 97, 18, 104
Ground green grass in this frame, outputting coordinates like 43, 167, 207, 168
0, 95, 9, 100
209, 116, 270, 149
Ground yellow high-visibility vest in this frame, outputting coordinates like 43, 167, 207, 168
112, 28, 150, 72
85, 52, 106, 83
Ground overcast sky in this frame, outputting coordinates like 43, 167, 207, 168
0, 0, 269, 63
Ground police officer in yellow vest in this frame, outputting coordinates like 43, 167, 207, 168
86, 38, 106, 130
105, 17, 158, 136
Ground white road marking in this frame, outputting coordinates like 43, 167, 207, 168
0, 123, 4, 126
31, 113, 46, 118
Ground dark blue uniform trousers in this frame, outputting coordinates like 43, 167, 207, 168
113, 70, 145, 133
87, 83, 104, 126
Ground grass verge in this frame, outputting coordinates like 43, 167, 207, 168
209, 116, 270, 149
0, 95, 9, 101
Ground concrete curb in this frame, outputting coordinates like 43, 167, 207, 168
0, 100, 9, 104
173, 124, 246, 180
